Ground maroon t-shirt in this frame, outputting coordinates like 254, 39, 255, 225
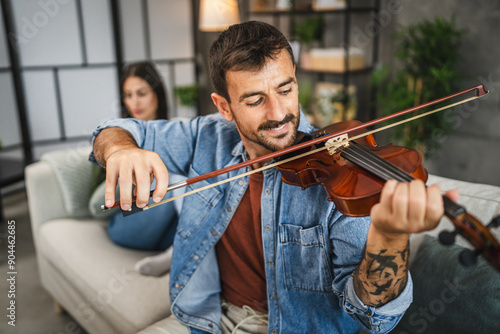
215, 172, 268, 313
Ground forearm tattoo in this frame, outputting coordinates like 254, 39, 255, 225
354, 246, 409, 307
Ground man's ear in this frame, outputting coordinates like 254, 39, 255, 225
211, 93, 233, 122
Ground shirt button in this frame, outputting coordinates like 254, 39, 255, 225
265, 225, 271, 230
178, 313, 183, 317
193, 256, 199, 261
208, 323, 213, 328
238, 180, 244, 186
270, 294, 275, 299
227, 206, 232, 212
272, 330, 277, 334
212, 231, 217, 237
265, 189, 270, 195
175, 283, 181, 288
267, 260, 273, 265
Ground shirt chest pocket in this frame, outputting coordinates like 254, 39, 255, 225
279, 224, 333, 293
176, 166, 222, 240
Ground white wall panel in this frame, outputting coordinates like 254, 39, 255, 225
0, 73, 21, 146
119, 0, 147, 62
22, 70, 60, 141
174, 62, 196, 118
80, 0, 115, 63
153, 62, 174, 117
11, 0, 82, 66
174, 62, 196, 86
58, 67, 120, 137
154, 61, 197, 119
0, 4, 10, 68
148, 0, 193, 60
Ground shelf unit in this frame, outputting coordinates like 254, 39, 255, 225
246, 0, 381, 122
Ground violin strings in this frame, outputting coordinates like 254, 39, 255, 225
345, 144, 414, 182
352, 143, 414, 182
341, 149, 399, 182
341, 143, 415, 183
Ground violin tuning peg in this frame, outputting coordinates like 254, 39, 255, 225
438, 230, 459, 246
458, 248, 480, 267
487, 215, 500, 229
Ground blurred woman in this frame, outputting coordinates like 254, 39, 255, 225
120, 61, 168, 120
89, 61, 179, 276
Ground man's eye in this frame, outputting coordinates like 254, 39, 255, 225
281, 88, 292, 95
248, 98, 263, 106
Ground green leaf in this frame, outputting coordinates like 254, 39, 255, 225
371, 17, 467, 157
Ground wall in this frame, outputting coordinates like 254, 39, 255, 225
0, 0, 196, 162
6, 0, 496, 187
238, 0, 500, 186
374, 0, 500, 186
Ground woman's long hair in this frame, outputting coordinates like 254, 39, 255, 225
119, 61, 168, 119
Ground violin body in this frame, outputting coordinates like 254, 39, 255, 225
278, 118, 499, 272
277, 120, 428, 217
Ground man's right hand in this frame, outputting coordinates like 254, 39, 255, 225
94, 127, 170, 211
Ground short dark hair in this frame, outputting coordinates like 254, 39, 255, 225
119, 61, 168, 119
209, 21, 294, 103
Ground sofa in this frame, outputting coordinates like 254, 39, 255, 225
25, 146, 500, 334
26, 146, 174, 334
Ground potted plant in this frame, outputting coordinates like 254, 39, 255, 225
371, 17, 467, 157
293, 15, 325, 69
174, 84, 198, 108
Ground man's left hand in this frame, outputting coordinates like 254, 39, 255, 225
370, 179, 459, 240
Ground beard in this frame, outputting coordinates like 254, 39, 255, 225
233, 111, 300, 153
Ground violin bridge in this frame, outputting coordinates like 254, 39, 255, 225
325, 134, 350, 155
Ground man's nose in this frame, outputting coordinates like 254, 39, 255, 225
265, 94, 287, 121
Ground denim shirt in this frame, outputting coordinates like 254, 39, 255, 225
90, 112, 412, 334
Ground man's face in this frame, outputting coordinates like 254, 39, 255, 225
213, 50, 300, 160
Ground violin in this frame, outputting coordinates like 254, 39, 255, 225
102, 84, 500, 272
277, 119, 500, 272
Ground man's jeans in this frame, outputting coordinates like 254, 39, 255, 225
138, 301, 268, 334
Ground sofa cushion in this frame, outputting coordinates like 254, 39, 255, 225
41, 146, 94, 218
395, 234, 500, 333
426, 174, 500, 230
37, 218, 171, 333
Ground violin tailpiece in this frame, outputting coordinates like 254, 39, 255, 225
326, 134, 349, 155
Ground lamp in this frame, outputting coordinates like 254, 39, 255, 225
199, 0, 240, 32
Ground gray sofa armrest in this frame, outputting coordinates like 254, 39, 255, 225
25, 160, 69, 235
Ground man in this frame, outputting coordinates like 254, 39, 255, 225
91, 21, 455, 334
